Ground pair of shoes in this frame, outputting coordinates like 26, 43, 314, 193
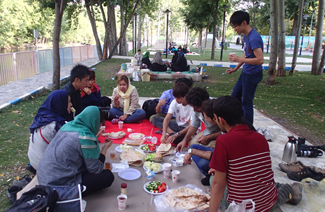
287, 166, 324, 182
154, 130, 162, 134
256, 128, 273, 141
279, 161, 306, 173
277, 183, 303, 205
201, 174, 211, 186
111, 118, 119, 124
7, 185, 21, 204
26, 164, 36, 174
311, 166, 325, 178
13, 175, 32, 188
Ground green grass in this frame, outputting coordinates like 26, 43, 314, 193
1, 58, 324, 210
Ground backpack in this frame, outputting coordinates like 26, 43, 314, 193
142, 99, 159, 119
5, 185, 58, 212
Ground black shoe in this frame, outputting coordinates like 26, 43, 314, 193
201, 175, 211, 186
287, 167, 324, 182
26, 164, 36, 174
13, 175, 32, 188
6, 185, 21, 204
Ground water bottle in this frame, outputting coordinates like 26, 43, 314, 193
282, 136, 297, 163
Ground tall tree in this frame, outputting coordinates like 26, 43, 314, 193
312, 0, 324, 75
211, 0, 220, 60
277, 0, 286, 77
266, 0, 278, 85
289, 0, 304, 76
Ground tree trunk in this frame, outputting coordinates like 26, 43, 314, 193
291, 17, 298, 36
266, 0, 278, 85
289, 0, 304, 75
211, 0, 219, 60
198, 29, 202, 52
119, 5, 127, 56
277, 0, 286, 77
86, 0, 102, 60
108, 4, 117, 55
311, 0, 325, 75
52, 0, 65, 90
137, 16, 142, 49
98, 0, 108, 60
108, 0, 141, 59
317, 47, 325, 74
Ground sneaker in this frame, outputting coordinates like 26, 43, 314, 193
6, 185, 21, 204
201, 174, 211, 186
278, 161, 306, 173
287, 167, 324, 182
311, 166, 325, 178
256, 128, 264, 135
288, 183, 303, 205
13, 175, 32, 188
263, 128, 273, 141
154, 130, 162, 134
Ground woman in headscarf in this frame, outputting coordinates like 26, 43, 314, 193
170, 50, 178, 65
141, 51, 152, 69
80, 70, 103, 109
171, 51, 188, 72
28, 90, 72, 172
37, 106, 114, 197
150, 50, 167, 72
109, 75, 146, 123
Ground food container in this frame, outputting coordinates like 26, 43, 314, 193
141, 69, 150, 81
172, 158, 184, 167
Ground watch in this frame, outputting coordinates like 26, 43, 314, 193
188, 148, 192, 155
177, 132, 181, 137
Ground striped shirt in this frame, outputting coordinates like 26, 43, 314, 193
209, 125, 277, 212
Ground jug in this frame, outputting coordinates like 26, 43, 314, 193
282, 136, 297, 163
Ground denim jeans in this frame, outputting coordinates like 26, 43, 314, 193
109, 108, 146, 123
190, 144, 214, 176
231, 71, 263, 124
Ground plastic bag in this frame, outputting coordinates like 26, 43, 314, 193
301, 178, 325, 212
225, 199, 255, 212
154, 184, 209, 212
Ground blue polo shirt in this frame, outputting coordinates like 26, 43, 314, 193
243, 29, 263, 75
159, 89, 174, 114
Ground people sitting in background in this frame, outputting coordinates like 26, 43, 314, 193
182, 44, 190, 53
62, 64, 90, 120
168, 44, 173, 51
150, 51, 167, 72
168, 51, 178, 68
141, 51, 152, 69
163, 47, 170, 54
208, 96, 302, 211
177, 45, 182, 52
176, 87, 220, 153
37, 106, 114, 197
81, 70, 103, 109
149, 77, 193, 123
172, 46, 177, 51
134, 49, 142, 66
153, 82, 193, 145
171, 52, 188, 72
27, 90, 72, 173
109, 75, 146, 123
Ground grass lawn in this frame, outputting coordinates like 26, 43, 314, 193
0, 58, 324, 210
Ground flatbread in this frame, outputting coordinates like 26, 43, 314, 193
120, 149, 143, 166
122, 138, 144, 146
102, 131, 125, 139
157, 143, 171, 153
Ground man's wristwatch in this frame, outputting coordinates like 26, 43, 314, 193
177, 132, 181, 137
187, 148, 192, 155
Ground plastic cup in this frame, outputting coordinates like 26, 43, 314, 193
118, 121, 123, 129
172, 170, 180, 183
163, 163, 171, 178
151, 136, 157, 144
105, 160, 112, 170
117, 194, 127, 210
110, 150, 116, 160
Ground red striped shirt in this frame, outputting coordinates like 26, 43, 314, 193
209, 125, 277, 212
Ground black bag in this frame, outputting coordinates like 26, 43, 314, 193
5, 185, 58, 212
142, 99, 159, 119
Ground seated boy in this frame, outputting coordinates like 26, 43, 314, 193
134, 49, 142, 66
152, 82, 193, 145
176, 87, 220, 152
208, 96, 302, 211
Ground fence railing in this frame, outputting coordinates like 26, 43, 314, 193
0, 45, 99, 86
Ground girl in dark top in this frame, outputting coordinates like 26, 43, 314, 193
141, 51, 152, 69
171, 51, 188, 72
80, 70, 103, 109
150, 51, 167, 72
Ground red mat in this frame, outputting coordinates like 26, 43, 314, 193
98, 119, 163, 145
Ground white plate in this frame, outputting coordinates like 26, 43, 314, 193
106, 135, 125, 140
143, 163, 163, 173
139, 144, 156, 153
118, 168, 141, 180
143, 181, 168, 195
115, 145, 133, 153
129, 133, 145, 140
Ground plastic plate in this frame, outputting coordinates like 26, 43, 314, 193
118, 168, 141, 180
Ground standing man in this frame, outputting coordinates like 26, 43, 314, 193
226, 11, 264, 124
62, 64, 90, 120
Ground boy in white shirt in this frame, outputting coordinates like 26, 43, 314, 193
152, 82, 193, 144
134, 49, 142, 66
